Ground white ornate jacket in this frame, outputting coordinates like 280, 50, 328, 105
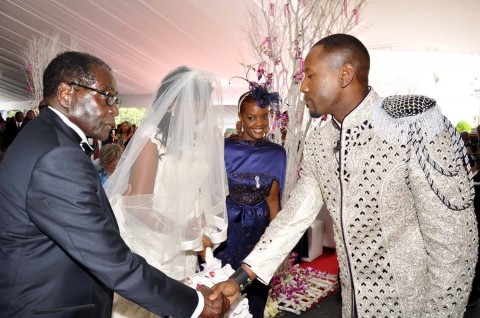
244, 88, 478, 317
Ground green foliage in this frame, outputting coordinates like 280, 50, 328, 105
6, 110, 21, 118
116, 108, 146, 126
456, 120, 472, 133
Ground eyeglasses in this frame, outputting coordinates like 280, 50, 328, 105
68, 82, 121, 107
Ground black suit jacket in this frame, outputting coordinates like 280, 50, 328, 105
0, 109, 198, 317
3, 120, 21, 148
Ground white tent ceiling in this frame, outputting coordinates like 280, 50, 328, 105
1, 0, 480, 123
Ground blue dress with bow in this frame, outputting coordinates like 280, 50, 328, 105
214, 136, 286, 317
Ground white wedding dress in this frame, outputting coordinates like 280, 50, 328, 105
106, 66, 228, 317
111, 136, 207, 318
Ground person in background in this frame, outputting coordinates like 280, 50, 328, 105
117, 120, 133, 148
0, 51, 228, 318
0, 114, 5, 162
3, 111, 24, 148
21, 109, 36, 129
460, 130, 474, 154
101, 123, 117, 145
212, 33, 478, 318
467, 154, 480, 308
0, 114, 5, 135
93, 143, 123, 185
0, 114, 5, 131
213, 82, 286, 318
38, 99, 49, 113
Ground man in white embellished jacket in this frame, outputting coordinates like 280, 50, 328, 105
213, 34, 478, 317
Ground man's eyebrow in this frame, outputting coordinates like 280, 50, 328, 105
103, 85, 118, 94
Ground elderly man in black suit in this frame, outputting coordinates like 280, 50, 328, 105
0, 51, 228, 318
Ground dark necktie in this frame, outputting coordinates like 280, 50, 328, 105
80, 141, 95, 156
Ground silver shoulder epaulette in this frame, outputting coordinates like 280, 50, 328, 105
381, 95, 436, 119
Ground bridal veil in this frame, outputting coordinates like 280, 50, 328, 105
105, 66, 228, 279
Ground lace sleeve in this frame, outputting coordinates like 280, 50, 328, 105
243, 149, 323, 284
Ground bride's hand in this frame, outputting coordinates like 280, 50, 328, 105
198, 235, 213, 261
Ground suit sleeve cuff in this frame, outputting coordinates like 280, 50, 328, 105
191, 291, 204, 317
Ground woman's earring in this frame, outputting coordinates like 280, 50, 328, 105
236, 120, 243, 134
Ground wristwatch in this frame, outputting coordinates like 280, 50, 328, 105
229, 267, 252, 292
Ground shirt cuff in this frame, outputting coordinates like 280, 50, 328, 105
191, 291, 204, 317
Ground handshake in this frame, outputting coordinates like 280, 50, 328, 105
193, 249, 254, 318
198, 277, 249, 318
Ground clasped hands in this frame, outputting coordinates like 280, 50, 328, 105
198, 279, 241, 318
197, 236, 241, 317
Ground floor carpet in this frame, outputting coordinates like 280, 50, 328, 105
298, 248, 339, 275
267, 248, 340, 317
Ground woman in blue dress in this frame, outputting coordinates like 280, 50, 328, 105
214, 83, 286, 318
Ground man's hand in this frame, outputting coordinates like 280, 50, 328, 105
197, 284, 230, 318
210, 279, 241, 305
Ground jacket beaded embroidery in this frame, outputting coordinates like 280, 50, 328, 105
244, 88, 478, 317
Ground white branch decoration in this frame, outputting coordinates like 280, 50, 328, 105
243, 0, 367, 202
19, 33, 78, 108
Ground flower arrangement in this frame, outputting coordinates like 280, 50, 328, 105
19, 33, 78, 107
265, 252, 338, 317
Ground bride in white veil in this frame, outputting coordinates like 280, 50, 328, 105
105, 66, 228, 317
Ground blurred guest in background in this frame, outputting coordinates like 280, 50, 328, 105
21, 109, 36, 129
3, 111, 24, 148
93, 143, 123, 186
117, 121, 133, 148
38, 100, 49, 113
101, 123, 117, 146
468, 154, 480, 308
0, 114, 5, 162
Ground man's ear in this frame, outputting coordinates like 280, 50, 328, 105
57, 83, 73, 109
340, 64, 354, 88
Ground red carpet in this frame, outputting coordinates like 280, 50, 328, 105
299, 247, 339, 275
296, 248, 339, 311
